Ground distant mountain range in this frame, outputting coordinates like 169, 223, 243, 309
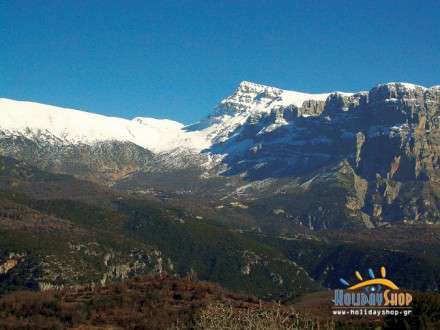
1, 81, 440, 228
0, 81, 354, 153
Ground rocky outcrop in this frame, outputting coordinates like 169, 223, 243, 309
300, 100, 325, 117
0, 259, 18, 274
207, 83, 440, 227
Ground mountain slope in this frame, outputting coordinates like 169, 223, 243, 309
1, 81, 440, 228
0, 98, 209, 153
0, 155, 321, 298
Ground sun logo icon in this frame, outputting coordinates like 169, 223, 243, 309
339, 266, 399, 292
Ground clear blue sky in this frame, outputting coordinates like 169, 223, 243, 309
1, 1, 439, 124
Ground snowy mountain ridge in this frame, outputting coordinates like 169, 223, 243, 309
0, 81, 436, 154
0, 98, 210, 153
215, 80, 352, 116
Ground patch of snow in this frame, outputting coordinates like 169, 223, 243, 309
260, 116, 290, 134
273, 209, 285, 215
230, 201, 248, 209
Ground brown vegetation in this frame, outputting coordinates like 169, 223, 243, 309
0, 275, 329, 330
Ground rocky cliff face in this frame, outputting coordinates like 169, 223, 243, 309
206, 83, 440, 227
215, 83, 440, 179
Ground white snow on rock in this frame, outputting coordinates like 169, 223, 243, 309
214, 81, 346, 116
189, 81, 353, 144
1, 80, 430, 154
0, 98, 210, 153
378, 82, 427, 90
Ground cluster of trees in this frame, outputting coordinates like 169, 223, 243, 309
384, 292, 440, 329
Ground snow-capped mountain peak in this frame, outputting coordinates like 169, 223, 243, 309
214, 81, 352, 118
193, 81, 354, 144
